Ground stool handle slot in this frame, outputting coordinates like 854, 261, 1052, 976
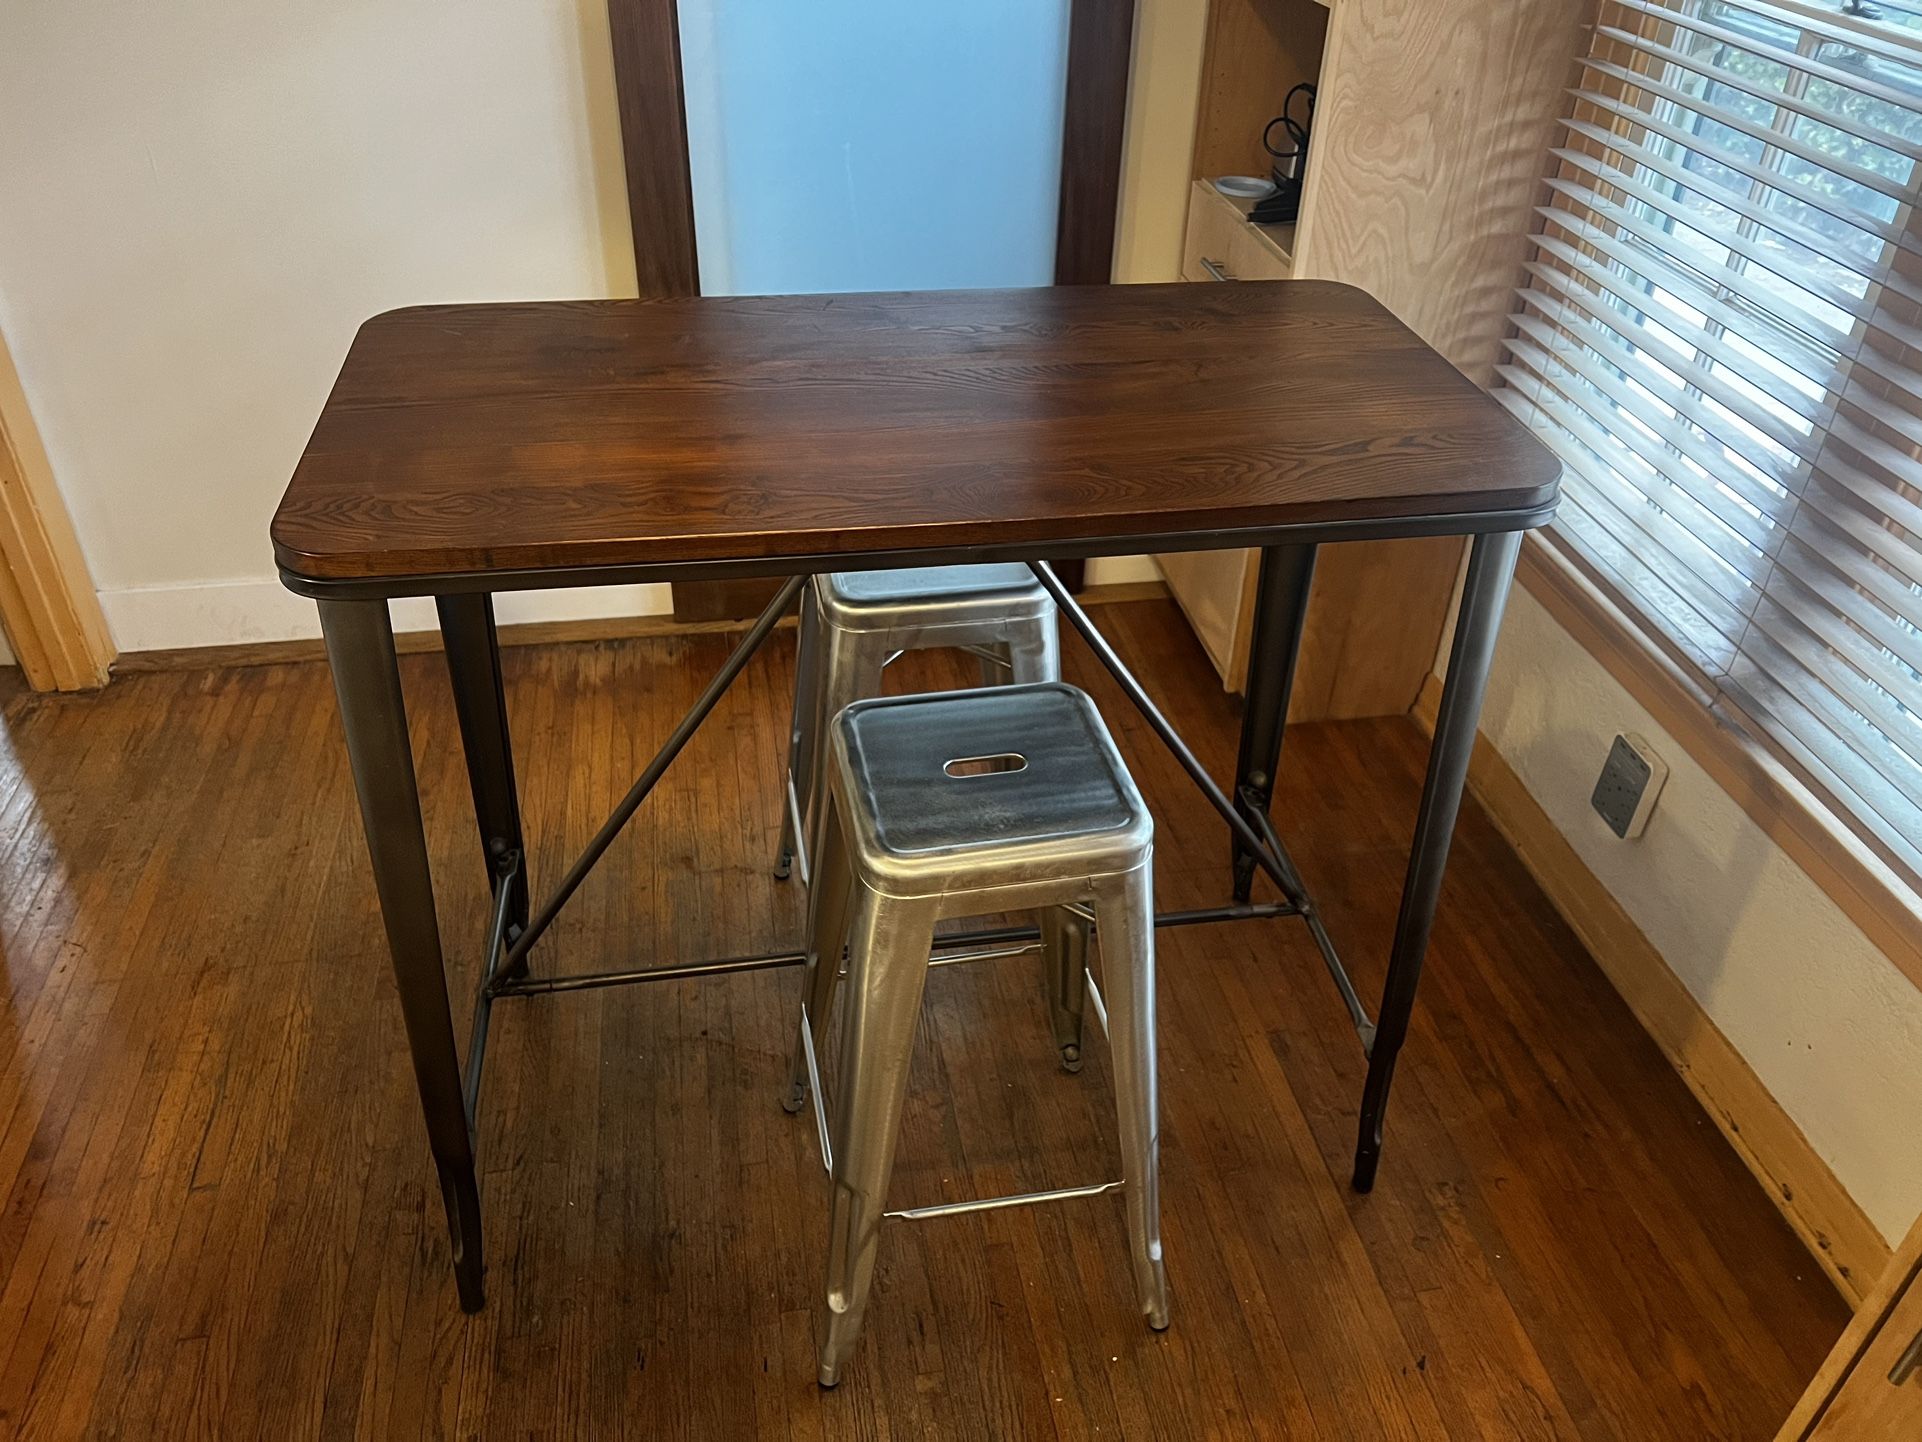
943, 752, 1027, 777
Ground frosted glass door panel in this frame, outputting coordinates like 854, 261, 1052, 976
678, 1, 1072, 295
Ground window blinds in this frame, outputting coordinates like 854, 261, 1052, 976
1500, 0, 1922, 874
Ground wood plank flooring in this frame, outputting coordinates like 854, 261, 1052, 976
0, 599, 1846, 1439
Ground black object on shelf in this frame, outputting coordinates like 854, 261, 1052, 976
1250, 83, 1315, 226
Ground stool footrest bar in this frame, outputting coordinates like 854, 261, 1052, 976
928, 901, 1295, 957
783, 774, 812, 886
799, 1006, 833, 1174
927, 942, 1042, 968
885, 1179, 1124, 1222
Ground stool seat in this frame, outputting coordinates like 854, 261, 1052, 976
837, 685, 1151, 891
819, 565, 1051, 630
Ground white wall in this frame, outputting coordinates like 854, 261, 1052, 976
1112, 0, 1208, 287
0, 0, 1192, 637
1478, 588, 1922, 1244
0, 0, 652, 650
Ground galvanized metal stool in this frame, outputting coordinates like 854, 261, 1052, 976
776, 564, 1059, 889
784, 683, 1170, 1387
778, 564, 1090, 1071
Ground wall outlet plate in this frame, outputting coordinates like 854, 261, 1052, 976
1591, 732, 1668, 839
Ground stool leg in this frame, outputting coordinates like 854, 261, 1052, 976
1096, 861, 1170, 1331
1038, 907, 1089, 1072
1005, 615, 1061, 684
1015, 615, 1078, 1070
805, 625, 888, 877
785, 793, 856, 1114
818, 889, 937, 1388
777, 584, 822, 881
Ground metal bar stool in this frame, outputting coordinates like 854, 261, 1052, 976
784, 683, 1169, 1387
776, 564, 1060, 889
778, 564, 1088, 1070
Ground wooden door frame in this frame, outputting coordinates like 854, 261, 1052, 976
1054, 0, 1139, 285
605, 0, 701, 299
0, 324, 114, 691
604, 0, 1137, 297
607, 0, 1134, 617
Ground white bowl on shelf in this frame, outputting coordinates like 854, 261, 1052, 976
1213, 175, 1277, 201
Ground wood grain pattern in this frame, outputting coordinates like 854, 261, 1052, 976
1805, 1259, 1922, 1437
1054, 0, 1139, 285
1291, 537, 1456, 717
0, 323, 114, 691
1161, 0, 1586, 717
1292, 0, 1592, 388
270, 282, 1561, 585
1180, 183, 1298, 286
1158, 538, 1451, 719
1780, 1214, 1922, 1438
605, 0, 700, 298
0, 601, 1843, 1436
1413, 673, 1893, 1304
1188, 0, 1329, 183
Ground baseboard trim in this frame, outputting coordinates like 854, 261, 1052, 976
1077, 579, 1169, 606
1414, 674, 1889, 1307
113, 610, 780, 673
113, 581, 1170, 674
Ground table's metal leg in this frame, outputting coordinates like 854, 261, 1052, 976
437, 594, 530, 978
1232, 544, 1317, 902
1352, 529, 1521, 1193
320, 598, 486, 1311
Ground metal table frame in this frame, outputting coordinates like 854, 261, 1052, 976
289, 512, 1535, 1313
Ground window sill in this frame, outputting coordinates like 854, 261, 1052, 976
1512, 533, 1922, 995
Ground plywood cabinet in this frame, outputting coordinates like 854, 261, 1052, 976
1158, 0, 1460, 715
1153, 0, 1594, 714
1156, 546, 1258, 689
1166, 179, 1290, 698
1779, 1214, 1922, 1439
1181, 181, 1295, 283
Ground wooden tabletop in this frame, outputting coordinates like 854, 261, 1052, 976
271, 282, 1559, 588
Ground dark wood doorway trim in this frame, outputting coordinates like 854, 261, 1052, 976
603, 0, 1134, 611
606, 0, 699, 298
1055, 0, 1138, 286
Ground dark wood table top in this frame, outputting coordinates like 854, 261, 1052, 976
271, 282, 1559, 590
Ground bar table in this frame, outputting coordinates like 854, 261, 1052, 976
270, 281, 1561, 1310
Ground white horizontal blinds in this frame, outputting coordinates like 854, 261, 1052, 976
1500, 0, 1922, 872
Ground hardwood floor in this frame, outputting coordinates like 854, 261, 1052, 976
0, 599, 1845, 1439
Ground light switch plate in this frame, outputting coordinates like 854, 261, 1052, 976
1592, 732, 1668, 839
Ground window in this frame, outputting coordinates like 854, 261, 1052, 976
1501, 0, 1922, 876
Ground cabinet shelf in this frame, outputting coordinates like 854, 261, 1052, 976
1182, 181, 1295, 283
